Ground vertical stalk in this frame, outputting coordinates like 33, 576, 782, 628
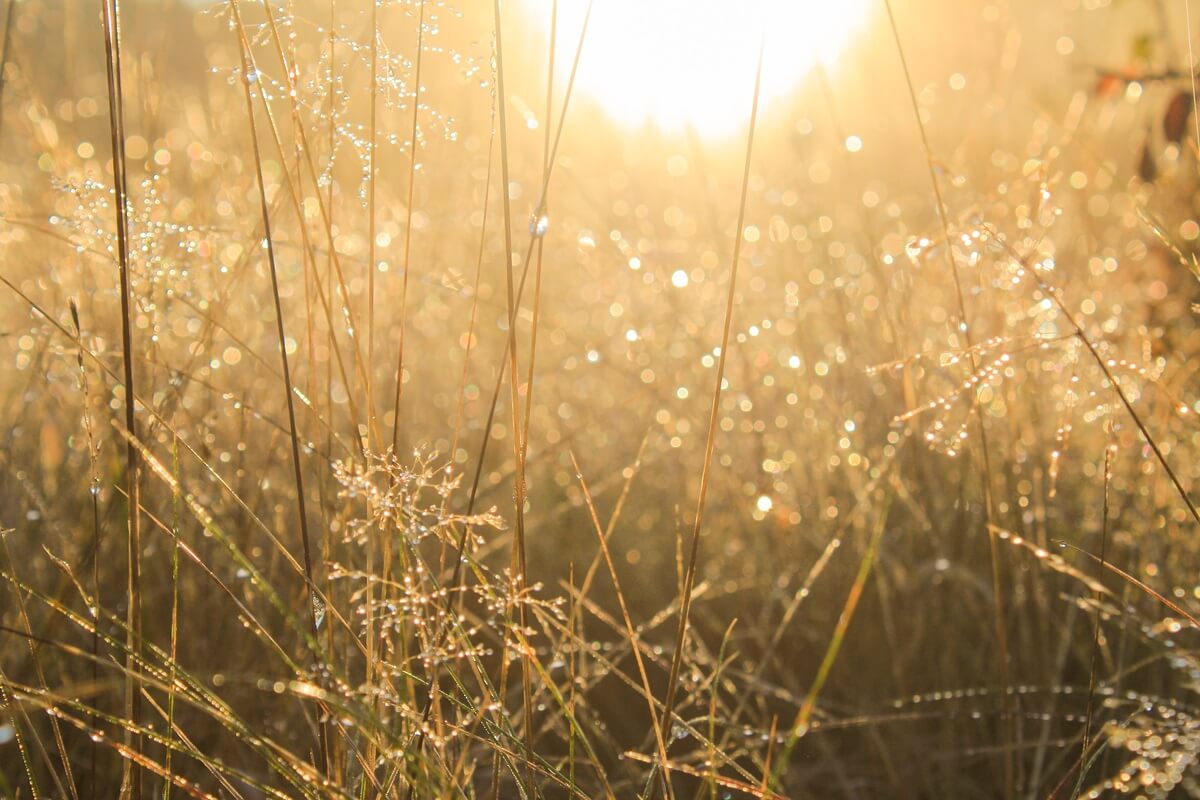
70, 299, 103, 800
163, 437, 182, 800
881, 2, 1013, 792
363, 3, 380, 789
229, 0, 329, 774
368, 0, 378, 444
326, 0, 340, 780
405, 7, 592, 793
519, 0, 554, 475
99, 1, 141, 795
1081, 441, 1114, 755
490, 0, 536, 792
391, 0, 426, 446
0, 0, 15, 146
659, 36, 764, 795
385, 3, 429, 743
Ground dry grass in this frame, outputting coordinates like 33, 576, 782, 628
0, 0, 1199, 798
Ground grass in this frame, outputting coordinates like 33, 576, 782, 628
1, 0, 1199, 798
99, 1, 142, 794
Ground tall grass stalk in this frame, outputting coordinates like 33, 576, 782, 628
0, 0, 14, 145
1081, 441, 1115, 757
392, 0, 427, 447
362, 7, 382, 785
658, 36, 764, 787
774, 494, 893, 785
325, 5, 340, 739
229, 0, 329, 774
488, 0, 538, 792
881, 3, 1014, 791
519, 0, 555, 471
99, 1, 142, 794
403, 3, 593, 792
255, 0, 378, 450
570, 451, 673, 800
69, 298, 103, 800
368, 0, 379, 446
162, 437, 182, 800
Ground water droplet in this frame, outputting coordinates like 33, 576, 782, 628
529, 214, 549, 238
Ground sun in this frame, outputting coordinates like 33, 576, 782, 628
522, 0, 869, 137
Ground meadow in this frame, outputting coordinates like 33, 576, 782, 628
0, 0, 1198, 797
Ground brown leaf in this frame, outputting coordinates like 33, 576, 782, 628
1139, 139, 1158, 182
1163, 91, 1192, 144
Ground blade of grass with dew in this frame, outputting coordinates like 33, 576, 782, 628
99, 1, 143, 792
487, 2, 537, 792
569, 450, 673, 800
229, 0, 329, 774
659, 34, 764, 790
392, 0, 426, 446
773, 493, 893, 786
880, 3, 1014, 791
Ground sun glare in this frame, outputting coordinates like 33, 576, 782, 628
524, 0, 869, 136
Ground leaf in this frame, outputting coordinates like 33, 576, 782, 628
1163, 91, 1192, 144
1139, 139, 1158, 182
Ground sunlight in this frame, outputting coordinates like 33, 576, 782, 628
524, 0, 869, 136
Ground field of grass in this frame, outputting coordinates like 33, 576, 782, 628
0, 0, 1198, 797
